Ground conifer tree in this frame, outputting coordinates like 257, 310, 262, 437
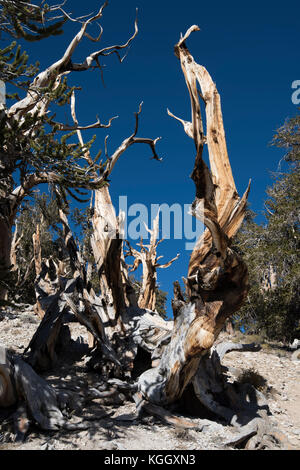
0, 1, 141, 298
0, 0, 66, 41
233, 114, 300, 342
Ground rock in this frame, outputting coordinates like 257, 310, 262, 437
290, 339, 300, 350
291, 350, 300, 361
40, 442, 54, 450
270, 431, 295, 450
198, 420, 224, 433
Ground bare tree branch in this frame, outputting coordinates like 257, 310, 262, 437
7, 2, 136, 119
52, 114, 118, 132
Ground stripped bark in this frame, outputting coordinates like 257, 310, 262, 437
71, 89, 162, 335
32, 224, 45, 319
78, 99, 163, 372
32, 224, 42, 278
10, 223, 23, 273
91, 185, 126, 337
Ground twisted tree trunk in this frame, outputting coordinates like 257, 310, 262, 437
91, 185, 127, 338
125, 211, 179, 312
137, 26, 250, 406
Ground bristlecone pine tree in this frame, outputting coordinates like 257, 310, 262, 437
0, 0, 152, 300
0, 6, 290, 449
232, 114, 300, 343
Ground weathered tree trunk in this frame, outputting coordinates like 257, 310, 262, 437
32, 224, 42, 278
23, 198, 121, 372
125, 211, 179, 312
129, 30, 286, 450
137, 26, 250, 406
10, 223, 23, 273
261, 264, 277, 292
225, 319, 235, 336
16, 26, 251, 405
0, 345, 90, 439
0, 216, 12, 300
91, 185, 127, 337
32, 224, 46, 319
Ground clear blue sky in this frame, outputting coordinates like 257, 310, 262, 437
9, 0, 300, 316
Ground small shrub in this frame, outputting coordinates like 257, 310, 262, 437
243, 334, 266, 345
261, 343, 272, 351
236, 367, 268, 392
173, 428, 195, 442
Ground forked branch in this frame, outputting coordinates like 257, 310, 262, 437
8, 2, 138, 119
125, 212, 179, 311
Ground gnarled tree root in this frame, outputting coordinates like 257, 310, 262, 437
135, 340, 292, 450
189, 342, 292, 449
0, 346, 88, 440
225, 416, 294, 450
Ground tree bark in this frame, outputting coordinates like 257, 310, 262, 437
91, 185, 126, 336
0, 217, 12, 300
225, 319, 235, 336
125, 211, 179, 312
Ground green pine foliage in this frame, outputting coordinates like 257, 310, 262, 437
233, 114, 300, 343
155, 287, 168, 319
5, 192, 65, 303
0, 7, 105, 215
0, 1, 66, 42
0, 72, 100, 196
0, 40, 39, 88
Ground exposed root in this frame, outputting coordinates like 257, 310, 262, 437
0, 346, 89, 435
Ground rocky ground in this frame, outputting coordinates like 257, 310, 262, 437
0, 305, 299, 451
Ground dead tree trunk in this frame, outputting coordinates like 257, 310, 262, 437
76, 99, 163, 374
32, 224, 42, 279
125, 211, 179, 312
91, 185, 127, 338
32, 224, 45, 319
0, 217, 13, 300
137, 26, 250, 407
0, 345, 90, 439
